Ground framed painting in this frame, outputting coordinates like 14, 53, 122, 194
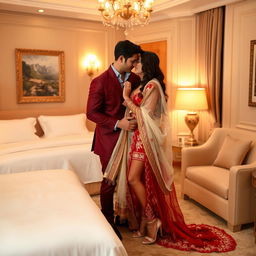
15, 49, 65, 103
249, 40, 256, 107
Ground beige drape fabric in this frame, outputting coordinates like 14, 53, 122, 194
196, 7, 225, 141
104, 79, 174, 211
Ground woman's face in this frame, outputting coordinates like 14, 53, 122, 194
133, 58, 143, 77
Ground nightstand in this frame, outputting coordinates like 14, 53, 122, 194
252, 170, 256, 243
172, 141, 202, 166
172, 143, 182, 165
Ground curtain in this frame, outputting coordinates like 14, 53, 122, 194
196, 7, 225, 142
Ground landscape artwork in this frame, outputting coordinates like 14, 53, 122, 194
16, 49, 65, 103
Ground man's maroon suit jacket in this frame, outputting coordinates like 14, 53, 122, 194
86, 66, 140, 164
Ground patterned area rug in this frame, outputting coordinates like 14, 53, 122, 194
91, 167, 256, 256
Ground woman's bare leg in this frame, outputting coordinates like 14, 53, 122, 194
128, 159, 146, 209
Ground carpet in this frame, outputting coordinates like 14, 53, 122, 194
91, 167, 256, 256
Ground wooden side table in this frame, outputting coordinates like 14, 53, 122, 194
172, 143, 182, 165
252, 170, 256, 243
172, 142, 202, 166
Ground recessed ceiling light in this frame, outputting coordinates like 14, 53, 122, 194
37, 9, 44, 13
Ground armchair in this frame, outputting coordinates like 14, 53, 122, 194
181, 128, 256, 232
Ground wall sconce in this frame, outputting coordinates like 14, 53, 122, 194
175, 88, 208, 146
82, 54, 100, 78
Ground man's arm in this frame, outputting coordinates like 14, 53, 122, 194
86, 78, 117, 129
87, 75, 138, 131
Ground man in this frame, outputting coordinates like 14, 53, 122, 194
86, 40, 142, 240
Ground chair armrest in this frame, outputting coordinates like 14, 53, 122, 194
181, 144, 216, 170
228, 161, 256, 225
181, 128, 225, 173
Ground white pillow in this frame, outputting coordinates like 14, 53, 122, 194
38, 113, 89, 138
0, 118, 39, 144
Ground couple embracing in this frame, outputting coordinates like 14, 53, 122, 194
86, 40, 236, 253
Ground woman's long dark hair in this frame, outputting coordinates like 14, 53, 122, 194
140, 51, 167, 97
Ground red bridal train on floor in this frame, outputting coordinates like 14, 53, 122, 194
127, 130, 236, 253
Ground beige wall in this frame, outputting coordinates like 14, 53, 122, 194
0, 11, 124, 129
1, 0, 255, 137
223, 0, 256, 134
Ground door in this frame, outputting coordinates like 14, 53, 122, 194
140, 40, 167, 81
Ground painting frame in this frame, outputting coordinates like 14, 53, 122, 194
15, 48, 65, 103
248, 40, 256, 107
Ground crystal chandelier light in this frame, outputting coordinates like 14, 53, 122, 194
98, 0, 154, 35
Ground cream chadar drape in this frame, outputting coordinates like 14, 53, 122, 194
104, 79, 173, 214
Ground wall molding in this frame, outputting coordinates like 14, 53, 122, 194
223, 0, 256, 132
236, 121, 256, 132
0, 11, 105, 33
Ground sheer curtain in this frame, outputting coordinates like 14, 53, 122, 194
196, 7, 225, 142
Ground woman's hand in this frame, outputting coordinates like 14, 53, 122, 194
123, 81, 132, 99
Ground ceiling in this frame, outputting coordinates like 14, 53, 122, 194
0, 0, 243, 23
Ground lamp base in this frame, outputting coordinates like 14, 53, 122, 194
184, 112, 199, 146
185, 137, 198, 146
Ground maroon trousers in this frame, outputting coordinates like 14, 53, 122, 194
99, 156, 116, 224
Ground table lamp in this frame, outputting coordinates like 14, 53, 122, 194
175, 88, 208, 146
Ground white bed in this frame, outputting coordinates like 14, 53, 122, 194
0, 114, 102, 185
0, 134, 102, 184
0, 169, 127, 256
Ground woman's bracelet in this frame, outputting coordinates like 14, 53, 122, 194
125, 99, 137, 112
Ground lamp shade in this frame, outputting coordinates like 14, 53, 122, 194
175, 88, 208, 111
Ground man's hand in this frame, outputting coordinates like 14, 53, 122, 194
117, 116, 137, 131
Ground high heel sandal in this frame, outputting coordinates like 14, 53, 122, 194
142, 218, 162, 245
132, 217, 148, 238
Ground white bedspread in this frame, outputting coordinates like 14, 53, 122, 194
0, 134, 102, 184
0, 170, 127, 256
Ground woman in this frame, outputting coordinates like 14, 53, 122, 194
104, 51, 236, 252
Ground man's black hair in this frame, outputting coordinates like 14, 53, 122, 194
114, 40, 143, 61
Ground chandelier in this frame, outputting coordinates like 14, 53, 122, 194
98, 0, 154, 35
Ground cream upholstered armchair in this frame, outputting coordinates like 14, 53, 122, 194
181, 128, 256, 232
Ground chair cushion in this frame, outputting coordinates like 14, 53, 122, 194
213, 135, 251, 169
186, 166, 229, 199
